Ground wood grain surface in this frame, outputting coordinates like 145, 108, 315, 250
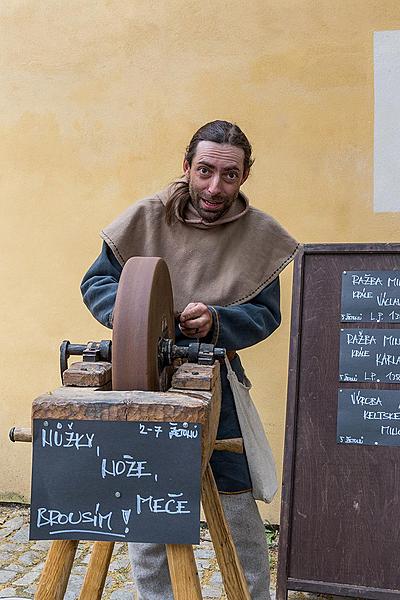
62, 361, 112, 387
79, 542, 115, 600
278, 244, 400, 600
34, 540, 78, 600
166, 544, 203, 599
201, 464, 250, 600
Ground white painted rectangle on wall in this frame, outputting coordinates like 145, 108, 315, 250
374, 30, 400, 212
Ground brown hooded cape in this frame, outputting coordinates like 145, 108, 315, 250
101, 184, 300, 313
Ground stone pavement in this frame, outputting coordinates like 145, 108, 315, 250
0, 503, 359, 600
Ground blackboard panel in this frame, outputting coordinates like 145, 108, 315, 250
30, 419, 201, 544
341, 270, 400, 323
337, 388, 400, 446
339, 328, 400, 383
278, 245, 400, 599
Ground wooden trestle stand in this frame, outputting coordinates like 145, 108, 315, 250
18, 361, 250, 600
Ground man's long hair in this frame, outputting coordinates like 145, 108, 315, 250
165, 120, 254, 225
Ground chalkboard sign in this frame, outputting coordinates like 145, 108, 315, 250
339, 328, 400, 383
341, 270, 400, 323
277, 244, 400, 600
337, 388, 400, 446
30, 418, 201, 544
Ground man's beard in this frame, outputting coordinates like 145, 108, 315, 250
188, 181, 238, 223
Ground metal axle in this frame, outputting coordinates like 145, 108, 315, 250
60, 338, 226, 378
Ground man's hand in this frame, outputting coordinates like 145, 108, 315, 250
179, 302, 213, 338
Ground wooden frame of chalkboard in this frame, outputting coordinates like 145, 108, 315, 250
277, 244, 400, 600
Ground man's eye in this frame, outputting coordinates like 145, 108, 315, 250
226, 172, 238, 180
199, 167, 209, 175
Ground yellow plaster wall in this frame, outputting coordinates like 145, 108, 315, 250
1, 0, 400, 522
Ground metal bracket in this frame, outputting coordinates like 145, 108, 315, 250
60, 340, 112, 380
60, 338, 225, 382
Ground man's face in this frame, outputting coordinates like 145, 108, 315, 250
183, 141, 249, 222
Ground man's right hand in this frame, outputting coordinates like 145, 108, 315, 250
179, 302, 213, 338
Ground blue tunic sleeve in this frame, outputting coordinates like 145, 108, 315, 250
80, 242, 122, 328
207, 278, 281, 351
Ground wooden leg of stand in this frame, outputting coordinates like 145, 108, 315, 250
166, 544, 203, 599
79, 541, 115, 600
201, 464, 251, 600
35, 539, 78, 600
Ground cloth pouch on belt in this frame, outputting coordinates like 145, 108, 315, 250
225, 357, 278, 503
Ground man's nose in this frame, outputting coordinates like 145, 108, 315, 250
207, 175, 222, 196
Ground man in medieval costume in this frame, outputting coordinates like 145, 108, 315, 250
81, 120, 299, 599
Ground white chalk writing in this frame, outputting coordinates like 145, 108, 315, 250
101, 456, 152, 479
136, 493, 191, 515
37, 503, 112, 531
351, 390, 382, 406
41, 422, 94, 450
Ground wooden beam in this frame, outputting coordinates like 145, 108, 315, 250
9, 428, 244, 454
35, 540, 78, 600
201, 464, 250, 600
214, 438, 243, 454
79, 542, 115, 600
166, 544, 203, 599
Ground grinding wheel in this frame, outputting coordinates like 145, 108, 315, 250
112, 257, 175, 392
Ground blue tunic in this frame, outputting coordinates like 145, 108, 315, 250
81, 242, 281, 493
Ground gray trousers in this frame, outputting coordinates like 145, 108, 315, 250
128, 491, 271, 600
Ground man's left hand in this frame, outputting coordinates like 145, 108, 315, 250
179, 302, 213, 338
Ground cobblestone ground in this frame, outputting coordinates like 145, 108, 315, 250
0, 504, 359, 600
